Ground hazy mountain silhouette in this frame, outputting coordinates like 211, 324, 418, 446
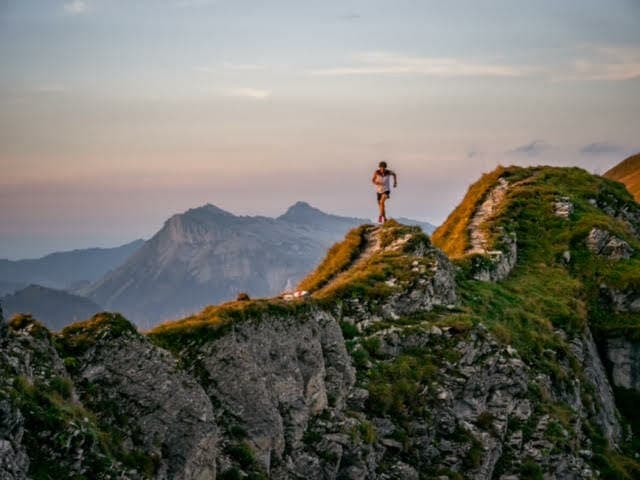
0, 239, 144, 291
1, 284, 103, 331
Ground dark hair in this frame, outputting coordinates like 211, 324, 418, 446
378, 161, 387, 168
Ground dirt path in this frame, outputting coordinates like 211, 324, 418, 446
467, 177, 509, 255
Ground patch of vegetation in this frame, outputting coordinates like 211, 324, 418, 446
8, 375, 128, 478
8, 313, 51, 340
519, 459, 544, 480
219, 468, 243, 480
475, 411, 495, 431
340, 321, 359, 339
56, 312, 138, 357
226, 442, 256, 469
585, 420, 640, 480
366, 347, 438, 419
350, 420, 377, 445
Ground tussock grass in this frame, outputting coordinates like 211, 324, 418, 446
298, 224, 369, 292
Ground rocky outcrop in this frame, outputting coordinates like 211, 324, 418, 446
470, 232, 517, 282
189, 309, 355, 474
284, 322, 620, 480
586, 228, 633, 260
381, 248, 458, 317
463, 176, 518, 282
63, 315, 218, 480
0, 397, 29, 479
569, 329, 622, 445
0, 315, 128, 478
555, 196, 574, 219
604, 336, 640, 392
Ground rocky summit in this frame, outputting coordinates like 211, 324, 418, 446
2, 165, 640, 479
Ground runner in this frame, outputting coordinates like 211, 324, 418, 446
371, 161, 398, 223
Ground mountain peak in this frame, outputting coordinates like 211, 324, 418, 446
278, 201, 327, 222
185, 203, 235, 218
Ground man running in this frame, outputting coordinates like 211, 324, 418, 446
372, 161, 397, 223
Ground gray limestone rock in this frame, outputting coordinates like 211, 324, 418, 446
194, 309, 355, 472
569, 329, 622, 445
471, 233, 518, 282
605, 336, 640, 392
586, 228, 633, 260
71, 327, 218, 480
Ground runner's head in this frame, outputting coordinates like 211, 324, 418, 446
378, 161, 387, 171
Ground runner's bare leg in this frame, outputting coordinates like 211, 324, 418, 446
379, 193, 388, 222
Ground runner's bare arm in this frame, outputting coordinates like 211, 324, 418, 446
372, 171, 380, 185
391, 171, 398, 187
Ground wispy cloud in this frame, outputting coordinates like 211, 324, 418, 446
227, 88, 271, 99
64, 0, 87, 15
580, 142, 627, 155
560, 46, 640, 81
338, 13, 361, 21
507, 140, 549, 157
310, 52, 528, 78
194, 63, 264, 74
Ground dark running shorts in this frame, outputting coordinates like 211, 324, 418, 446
377, 191, 391, 202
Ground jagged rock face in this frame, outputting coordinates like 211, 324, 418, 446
0, 317, 128, 479
604, 337, 640, 392
189, 310, 355, 473
569, 329, 622, 445
0, 398, 29, 480
283, 323, 620, 480
68, 328, 218, 480
382, 248, 458, 317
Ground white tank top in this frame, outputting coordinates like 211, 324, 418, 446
374, 170, 392, 194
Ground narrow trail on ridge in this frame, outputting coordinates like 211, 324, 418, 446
467, 178, 510, 255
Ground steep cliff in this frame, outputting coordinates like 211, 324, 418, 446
2, 166, 640, 479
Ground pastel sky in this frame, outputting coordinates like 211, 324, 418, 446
1, 0, 639, 259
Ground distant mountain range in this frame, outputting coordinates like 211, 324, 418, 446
0, 239, 144, 293
1, 285, 103, 332
605, 152, 640, 202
